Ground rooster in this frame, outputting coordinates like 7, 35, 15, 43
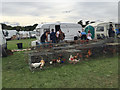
69, 55, 80, 64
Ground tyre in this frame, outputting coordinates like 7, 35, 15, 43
74, 36, 78, 40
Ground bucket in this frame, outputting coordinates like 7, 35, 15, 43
17, 43, 23, 49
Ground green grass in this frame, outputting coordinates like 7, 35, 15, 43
7, 38, 36, 50
2, 51, 118, 88
2, 39, 118, 88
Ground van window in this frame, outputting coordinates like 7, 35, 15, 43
96, 26, 104, 31
44, 28, 50, 32
36, 28, 40, 36
3, 30, 9, 37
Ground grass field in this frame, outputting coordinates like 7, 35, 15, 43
2, 39, 118, 88
7, 38, 36, 50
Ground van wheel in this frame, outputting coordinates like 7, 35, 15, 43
2, 48, 7, 57
74, 36, 78, 40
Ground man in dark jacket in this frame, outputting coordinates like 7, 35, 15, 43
108, 24, 115, 37
40, 31, 49, 43
50, 29, 56, 43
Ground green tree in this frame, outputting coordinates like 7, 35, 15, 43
1, 23, 38, 31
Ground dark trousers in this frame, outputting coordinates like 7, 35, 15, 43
41, 39, 45, 43
52, 39, 56, 43
81, 35, 87, 40
109, 33, 115, 37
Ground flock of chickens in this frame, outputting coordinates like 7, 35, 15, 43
31, 49, 92, 69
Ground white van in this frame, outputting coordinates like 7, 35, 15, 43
85, 22, 116, 39
0, 24, 7, 57
31, 22, 82, 46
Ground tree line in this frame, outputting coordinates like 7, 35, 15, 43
1, 20, 94, 32
1, 23, 38, 31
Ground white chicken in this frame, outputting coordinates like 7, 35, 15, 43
31, 59, 45, 69
31, 62, 41, 68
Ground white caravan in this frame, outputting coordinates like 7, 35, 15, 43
31, 22, 82, 46
37, 22, 82, 39
85, 22, 116, 39
19, 31, 30, 39
3, 30, 17, 40
0, 24, 7, 57
29, 30, 36, 38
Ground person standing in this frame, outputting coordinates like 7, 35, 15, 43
87, 30, 92, 40
81, 29, 87, 40
59, 29, 65, 42
40, 31, 49, 43
56, 29, 60, 43
50, 29, 56, 43
108, 24, 115, 38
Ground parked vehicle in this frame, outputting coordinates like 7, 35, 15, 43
31, 22, 82, 46
0, 24, 7, 57
19, 31, 30, 39
29, 30, 36, 38
84, 22, 116, 39
3, 30, 17, 40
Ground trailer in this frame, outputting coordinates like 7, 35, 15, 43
84, 22, 116, 39
3, 29, 17, 40
19, 31, 30, 39
32, 22, 82, 46
29, 30, 36, 38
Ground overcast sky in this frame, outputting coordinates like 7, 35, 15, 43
0, 0, 119, 26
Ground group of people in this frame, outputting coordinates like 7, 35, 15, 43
75, 29, 92, 41
39, 23, 116, 45
40, 29, 65, 44
40, 28, 92, 44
